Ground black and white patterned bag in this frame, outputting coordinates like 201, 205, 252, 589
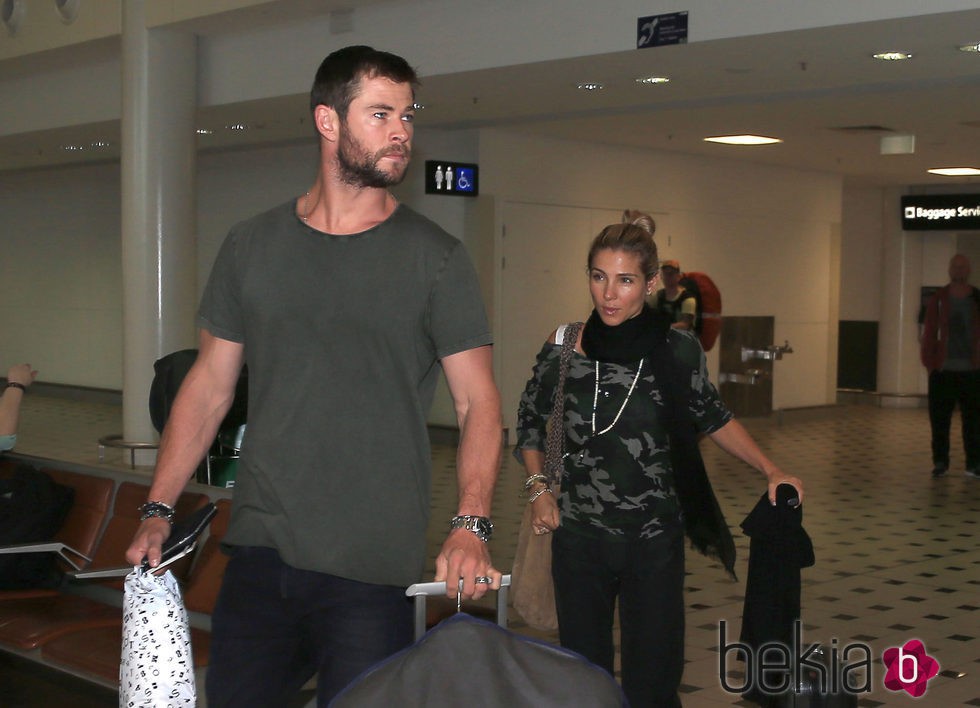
119, 568, 196, 706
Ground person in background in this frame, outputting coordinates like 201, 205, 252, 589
654, 259, 697, 331
0, 363, 37, 452
515, 210, 803, 707
920, 253, 980, 479
126, 45, 502, 707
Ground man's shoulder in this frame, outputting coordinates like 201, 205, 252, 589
388, 205, 459, 247
228, 200, 295, 237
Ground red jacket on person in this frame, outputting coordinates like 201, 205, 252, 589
920, 285, 980, 372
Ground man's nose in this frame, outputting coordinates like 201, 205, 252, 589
391, 121, 409, 142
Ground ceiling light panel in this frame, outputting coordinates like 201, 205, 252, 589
704, 135, 783, 146
928, 167, 980, 176
872, 51, 912, 61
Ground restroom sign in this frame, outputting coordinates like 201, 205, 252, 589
425, 161, 479, 197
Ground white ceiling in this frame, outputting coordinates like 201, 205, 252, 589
2, 7, 979, 187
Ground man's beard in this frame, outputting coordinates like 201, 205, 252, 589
337, 129, 410, 189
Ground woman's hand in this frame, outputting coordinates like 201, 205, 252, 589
530, 488, 560, 534
765, 468, 804, 506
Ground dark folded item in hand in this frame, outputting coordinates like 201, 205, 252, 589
142, 502, 217, 572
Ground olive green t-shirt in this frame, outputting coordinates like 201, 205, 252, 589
198, 202, 491, 586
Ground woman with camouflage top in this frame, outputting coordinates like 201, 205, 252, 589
514, 211, 803, 707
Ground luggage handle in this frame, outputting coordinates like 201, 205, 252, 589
406, 574, 511, 640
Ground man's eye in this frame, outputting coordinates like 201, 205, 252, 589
402, 114, 415, 123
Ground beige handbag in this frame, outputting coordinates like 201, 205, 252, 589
511, 322, 582, 631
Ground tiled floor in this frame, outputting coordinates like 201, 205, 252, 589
7, 395, 980, 706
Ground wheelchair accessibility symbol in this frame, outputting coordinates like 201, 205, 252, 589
455, 167, 475, 193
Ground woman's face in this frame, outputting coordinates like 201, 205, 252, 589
588, 249, 657, 326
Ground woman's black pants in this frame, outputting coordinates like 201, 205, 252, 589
552, 525, 685, 708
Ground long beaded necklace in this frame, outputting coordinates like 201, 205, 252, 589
591, 359, 643, 436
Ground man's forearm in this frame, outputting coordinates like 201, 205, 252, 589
454, 396, 502, 518
146, 373, 236, 504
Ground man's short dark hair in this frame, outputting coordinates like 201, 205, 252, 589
310, 45, 419, 119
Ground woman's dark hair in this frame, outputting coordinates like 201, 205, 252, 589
587, 209, 659, 280
309, 45, 420, 119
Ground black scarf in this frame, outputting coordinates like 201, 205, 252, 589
581, 304, 671, 364
580, 303, 737, 579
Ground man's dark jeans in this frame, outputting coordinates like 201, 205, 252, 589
206, 546, 413, 707
928, 369, 980, 470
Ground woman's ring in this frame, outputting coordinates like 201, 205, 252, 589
475, 576, 491, 584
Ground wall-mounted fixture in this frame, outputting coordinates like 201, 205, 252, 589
741, 340, 794, 362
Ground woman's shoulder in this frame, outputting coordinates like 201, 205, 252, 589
666, 328, 704, 362
550, 321, 585, 347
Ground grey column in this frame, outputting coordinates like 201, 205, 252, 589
121, 1, 197, 462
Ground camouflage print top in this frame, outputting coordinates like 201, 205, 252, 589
515, 328, 733, 540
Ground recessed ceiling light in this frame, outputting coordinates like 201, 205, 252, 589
872, 51, 912, 61
636, 76, 670, 84
928, 167, 980, 176
61, 144, 85, 152
196, 128, 214, 135
90, 140, 110, 149
577, 83, 603, 91
704, 135, 783, 146
412, 102, 425, 110
226, 123, 249, 131
959, 42, 980, 53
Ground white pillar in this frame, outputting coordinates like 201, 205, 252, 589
877, 188, 924, 402
120, 1, 197, 462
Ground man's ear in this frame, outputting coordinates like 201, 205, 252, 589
314, 104, 339, 141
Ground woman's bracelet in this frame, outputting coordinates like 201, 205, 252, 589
523, 473, 548, 491
5, 382, 26, 392
527, 487, 553, 504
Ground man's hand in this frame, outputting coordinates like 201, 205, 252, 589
125, 517, 172, 568
434, 529, 502, 600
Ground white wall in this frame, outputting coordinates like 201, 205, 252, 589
840, 186, 886, 322
0, 123, 844, 418
479, 129, 843, 412
0, 163, 122, 388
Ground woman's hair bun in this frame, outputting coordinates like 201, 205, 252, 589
622, 209, 656, 236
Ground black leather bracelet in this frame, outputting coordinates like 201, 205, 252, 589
5, 382, 26, 392
139, 500, 176, 524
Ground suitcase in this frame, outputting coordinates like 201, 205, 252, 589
330, 574, 628, 707
748, 646, 859, 708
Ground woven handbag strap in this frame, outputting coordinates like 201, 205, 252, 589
543, 321, 584, 485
